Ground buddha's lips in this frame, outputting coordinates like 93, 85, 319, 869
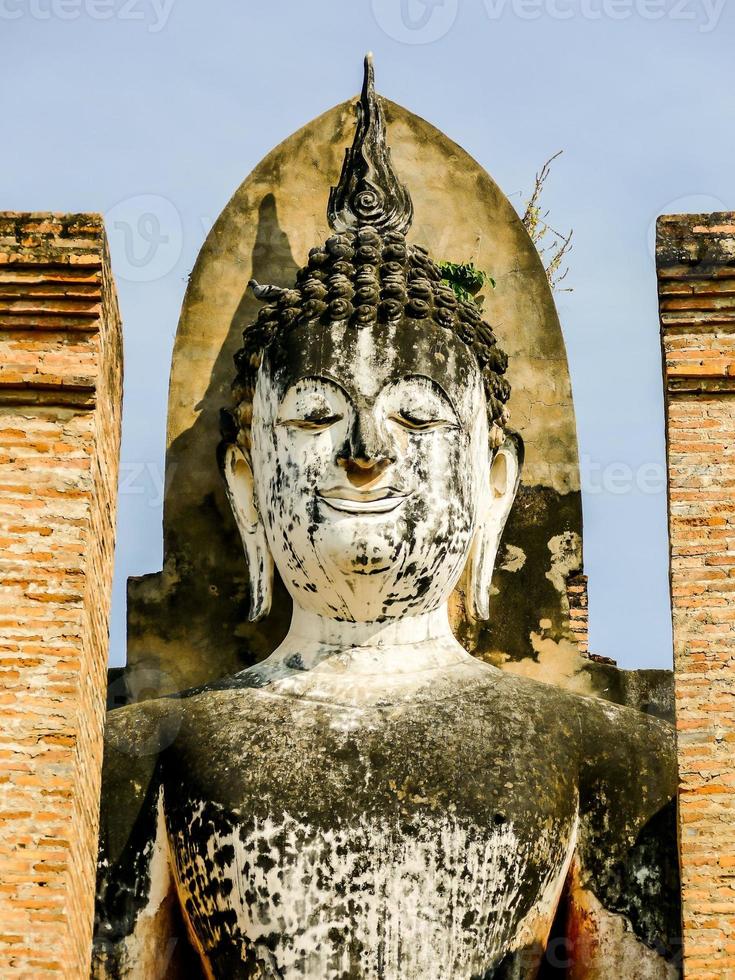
317, 486, 410, 515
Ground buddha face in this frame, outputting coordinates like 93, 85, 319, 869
238, 317, 500, 623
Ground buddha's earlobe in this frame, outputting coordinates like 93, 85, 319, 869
223, 444, 273, 622
467, 433, 523, 621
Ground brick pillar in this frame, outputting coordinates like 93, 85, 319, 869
566, 572, 589, 656
658, 213, 735, 980
0, 214, 123, 977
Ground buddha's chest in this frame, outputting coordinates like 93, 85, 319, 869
163, 692, 580, 978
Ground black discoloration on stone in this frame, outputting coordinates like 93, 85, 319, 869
578, 774, 682, 962
94, 668, 680, 978
457, 485, 581, 663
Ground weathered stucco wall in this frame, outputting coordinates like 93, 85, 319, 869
659, 212, 735, 980
0, 214, 123, 977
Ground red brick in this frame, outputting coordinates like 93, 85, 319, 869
0, 213, 122, 978
659, 211, 735, 979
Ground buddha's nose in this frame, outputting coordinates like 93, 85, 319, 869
337, 412, 395, 487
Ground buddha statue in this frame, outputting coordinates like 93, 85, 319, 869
93, 57, 681, 980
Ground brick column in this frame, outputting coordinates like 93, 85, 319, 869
658, 213, 735, 980
0, 214, 123, 977
566, 572, 589, 656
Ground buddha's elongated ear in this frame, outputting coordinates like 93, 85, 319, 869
467, 432, 524, 621
222, 444, 273, 622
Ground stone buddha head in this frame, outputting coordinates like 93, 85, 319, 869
221, 56, 521, 628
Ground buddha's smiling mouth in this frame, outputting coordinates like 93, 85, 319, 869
317, 486, 410, 515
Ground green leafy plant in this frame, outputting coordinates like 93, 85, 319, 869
437, 261, 495, 308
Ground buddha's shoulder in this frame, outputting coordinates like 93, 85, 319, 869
486, 667, 670, 720
104, 690, 183, 760
104, 673, 279, 752
474, 671, 676, 814
470, 668, 675, 753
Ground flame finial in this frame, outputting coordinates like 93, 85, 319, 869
327, 54, 413, 236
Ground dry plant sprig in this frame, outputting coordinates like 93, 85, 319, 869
522, 150, 574, 293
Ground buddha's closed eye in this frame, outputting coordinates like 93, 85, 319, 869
386, 377, 459, 432
281, 411, 344, 431
389, 409, 456, 431
276, 380, 346, 431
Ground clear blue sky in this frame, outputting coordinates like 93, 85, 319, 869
3, 0, 733, 669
